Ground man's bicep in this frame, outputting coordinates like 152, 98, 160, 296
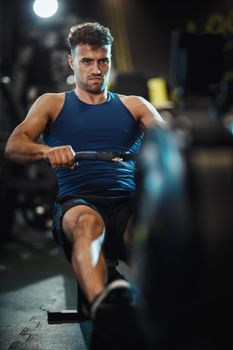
16, 96, 51, 141
139, 99, 165, 128
13, 117, 47, 142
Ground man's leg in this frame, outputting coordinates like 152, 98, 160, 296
62, 204, 107, 304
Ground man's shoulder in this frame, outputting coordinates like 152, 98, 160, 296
112, 94, 147, 121
39, 92, 65, 103
117, 94, 145, 104
38, 92, 66, 109
117, 94, 147, 111
35, 92, 66, 121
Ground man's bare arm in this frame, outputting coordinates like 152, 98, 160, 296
4, 93, 75, 168
4, 94, 52, 163
120, 95, 167, 128
135, 96, 166, 128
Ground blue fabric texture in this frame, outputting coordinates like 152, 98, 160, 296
42, 90, 143, 196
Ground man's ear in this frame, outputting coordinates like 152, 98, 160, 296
67, 54, 74, 70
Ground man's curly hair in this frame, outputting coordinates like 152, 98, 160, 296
67, 22, 114, 52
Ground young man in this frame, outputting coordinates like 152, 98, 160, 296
5, 22, 164, 318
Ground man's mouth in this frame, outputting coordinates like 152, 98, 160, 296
89, 76, 102, 81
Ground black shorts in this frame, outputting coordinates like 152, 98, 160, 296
52, 190, 135, 262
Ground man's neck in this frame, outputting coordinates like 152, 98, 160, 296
74, 88, 108, 105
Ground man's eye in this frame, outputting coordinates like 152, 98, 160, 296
99, 59, 109, 64
82, 59, 91, 64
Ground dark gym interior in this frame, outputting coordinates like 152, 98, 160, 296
1, 0, 233, 349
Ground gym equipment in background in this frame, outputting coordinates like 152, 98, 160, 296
132, 122, 233, 350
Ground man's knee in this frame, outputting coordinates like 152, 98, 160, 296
62, 205, 104, 240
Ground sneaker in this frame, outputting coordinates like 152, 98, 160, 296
90, 279, 138, 319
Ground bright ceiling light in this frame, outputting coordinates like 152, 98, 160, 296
33, 0, 58, 18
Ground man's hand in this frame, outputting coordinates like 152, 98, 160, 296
44, 145, 76, 169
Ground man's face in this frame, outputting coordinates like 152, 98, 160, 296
68, 44, 111, 94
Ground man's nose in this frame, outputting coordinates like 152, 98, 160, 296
92, 61, 101, 75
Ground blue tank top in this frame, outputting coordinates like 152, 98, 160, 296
42, 90, 143, 197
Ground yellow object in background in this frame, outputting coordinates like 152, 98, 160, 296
147, 77, 171, 108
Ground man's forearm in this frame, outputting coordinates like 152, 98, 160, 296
4, 134, 50, 163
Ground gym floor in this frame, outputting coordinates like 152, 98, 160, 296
0, 211, 92, 350
0, 210, 134, 350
